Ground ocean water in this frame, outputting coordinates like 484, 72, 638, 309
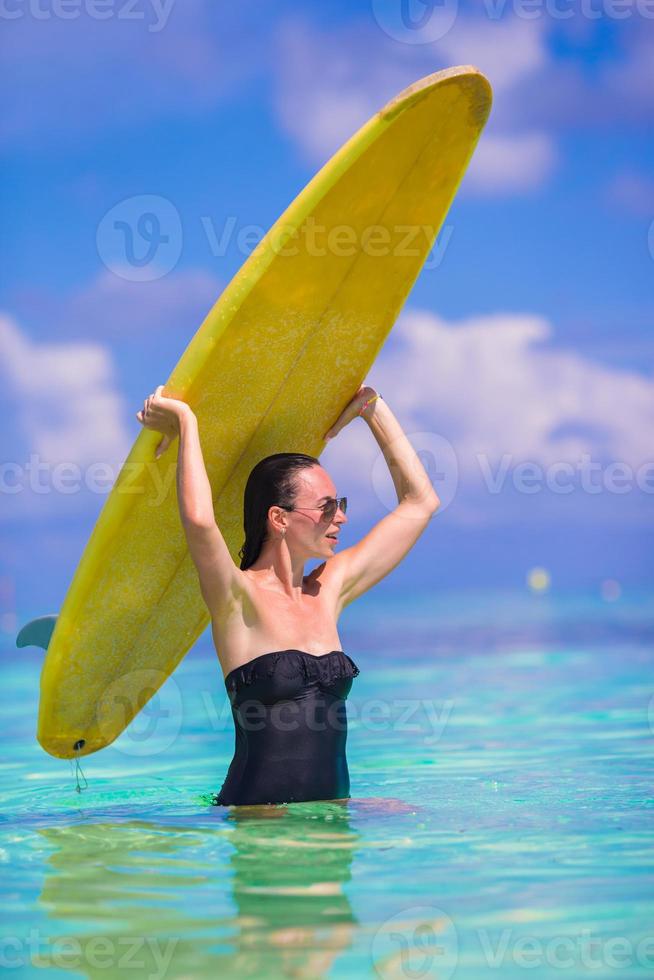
1, 586, 653, 979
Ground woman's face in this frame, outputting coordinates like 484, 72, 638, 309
283, 466, 348, 559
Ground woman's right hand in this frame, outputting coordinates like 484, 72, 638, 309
136, 385, 194, 458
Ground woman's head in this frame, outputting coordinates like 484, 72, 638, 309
238, 452, 348, 570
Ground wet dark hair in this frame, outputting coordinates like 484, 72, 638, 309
238, 452, 321, 570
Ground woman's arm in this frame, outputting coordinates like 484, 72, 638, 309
136, 384, 214, 525
136, 386, 246, 614
324, 387, 440, 608
360, 393, 440, 510
176, 409, 216, 527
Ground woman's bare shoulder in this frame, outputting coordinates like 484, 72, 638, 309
305, 559, 344, 595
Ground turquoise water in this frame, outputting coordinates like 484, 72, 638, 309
1, 587, 653, 978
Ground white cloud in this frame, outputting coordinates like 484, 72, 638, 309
271, 14, 558, 193
322, 308, 654, 524
380, 308, 653, 468
492, 20, 654, 133
1, 313, 131, 519
2, 265, 224, 522
464, 131, 558, 193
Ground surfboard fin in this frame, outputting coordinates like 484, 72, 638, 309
16, 615, 58, 651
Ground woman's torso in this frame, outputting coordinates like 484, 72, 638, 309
209, 561, 344, 679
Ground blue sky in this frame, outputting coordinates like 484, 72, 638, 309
2, 0, 653, 626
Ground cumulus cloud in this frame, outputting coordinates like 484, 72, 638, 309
322, 308, 654, 524
464, 131, 558, 193
271, 14, 558, 193
385, 309, 652, 468
1, 313, 131, 520
498, 19, 654, 132
2, 265, 224, 522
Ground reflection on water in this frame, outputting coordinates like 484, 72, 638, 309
34, 805, 360, 978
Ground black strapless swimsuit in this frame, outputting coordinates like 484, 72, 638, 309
212, 649, 360, 806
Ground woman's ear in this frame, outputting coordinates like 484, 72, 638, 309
267, 505, 286, 536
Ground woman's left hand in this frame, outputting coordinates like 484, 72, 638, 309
323, 385, 379, 441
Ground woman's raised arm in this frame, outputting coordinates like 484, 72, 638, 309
324, 386, 440, 608
137, 386, 246, 615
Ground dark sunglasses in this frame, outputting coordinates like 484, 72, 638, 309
282, 496, 347, 522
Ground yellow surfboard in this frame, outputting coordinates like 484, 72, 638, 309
26, 65, 491, 758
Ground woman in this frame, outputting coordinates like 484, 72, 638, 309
136, 384, 440, 806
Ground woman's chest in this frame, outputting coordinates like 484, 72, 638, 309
212, 571, 343, 659
249, 592, 340, 646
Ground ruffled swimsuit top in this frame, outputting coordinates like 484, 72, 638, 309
213, 648, 360, 807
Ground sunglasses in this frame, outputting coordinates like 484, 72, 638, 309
282, 496, 347, 522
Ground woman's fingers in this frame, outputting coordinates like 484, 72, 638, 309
137, 386, 183, 441
323, 387, 370, 440
143, 385, 164, 416
154, 432, 172, 459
